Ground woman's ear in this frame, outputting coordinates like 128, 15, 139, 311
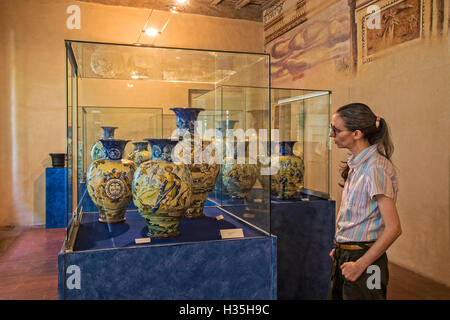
353, 129, 364, 140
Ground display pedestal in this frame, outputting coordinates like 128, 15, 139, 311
45, 168, 67, 229
271, 194, 335, 300
58, 207, 277, 300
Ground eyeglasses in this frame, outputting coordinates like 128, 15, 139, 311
329, 124, 350, 135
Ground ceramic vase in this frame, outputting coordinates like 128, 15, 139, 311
170, 107, 205, 137
133, 139, 192, 238
248, 110, 271, 192
86, 139, 136, 223
127, 141, 151, 166
90, 126, 118, 162
271, 141, 304, 200
214, 119, 238, 194
221, 140, 259, 200
170, 107, 220, 219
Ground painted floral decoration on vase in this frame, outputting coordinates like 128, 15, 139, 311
169, 107, 220, 219
127, 141, 151, 166
90, 126, 118, 162
271, 141, 304, 200
133, 139, 192, 238
86, 139, 136, 223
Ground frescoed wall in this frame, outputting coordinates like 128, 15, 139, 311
266, 0, 351, 85
264, 0, 450, 286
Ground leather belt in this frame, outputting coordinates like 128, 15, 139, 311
334, 241, 374, 250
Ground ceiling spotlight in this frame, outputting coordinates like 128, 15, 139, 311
176, 0, 189, 4
166, 3, 186, 14
145, 27, 159, 37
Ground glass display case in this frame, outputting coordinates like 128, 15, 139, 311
192, 86, 331, 205
271, 88, 331, 199
191, 86, 333, 300
62, 40, 274, 300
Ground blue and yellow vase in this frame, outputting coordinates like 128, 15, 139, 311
133, 139, 192, 238
86, 139, 136, 223
271, 141, 304, 200
221, 140, 259, 200
90, 126, 118, 162
127, 141, 151, 166
170, 107, 220, 219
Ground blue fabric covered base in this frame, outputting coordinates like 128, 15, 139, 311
73, 208, 264, 251
58, 207, 277, 300
271, 196, 335, 300
45, 168, 67, 229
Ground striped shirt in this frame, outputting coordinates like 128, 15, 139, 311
335, 144, 398, 243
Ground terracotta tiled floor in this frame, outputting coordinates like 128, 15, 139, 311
1, 226, 449, 300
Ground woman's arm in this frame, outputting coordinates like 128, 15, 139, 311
340, 194, 402, 281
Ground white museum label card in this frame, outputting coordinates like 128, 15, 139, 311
135, 238, 151, 244
216, 215, 224, 220
220, 228, 244, 239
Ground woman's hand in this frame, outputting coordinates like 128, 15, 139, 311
340, 260, 366, 282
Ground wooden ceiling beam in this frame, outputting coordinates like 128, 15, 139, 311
210, 0, 224, 5
77, 0, 264, 21
236, 0, 252, 10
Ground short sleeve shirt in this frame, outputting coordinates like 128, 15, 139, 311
335, 144, 398, 243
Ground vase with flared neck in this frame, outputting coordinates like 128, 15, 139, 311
86, 139, 136, 223
271, 141, 304, 200
132, 139, 192, 237
90, 126, 119, 161
170, 107, 205, 137
169, 107, 220, 219
221, 139, 258, 200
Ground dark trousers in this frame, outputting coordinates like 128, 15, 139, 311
328, 244, 389, 300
